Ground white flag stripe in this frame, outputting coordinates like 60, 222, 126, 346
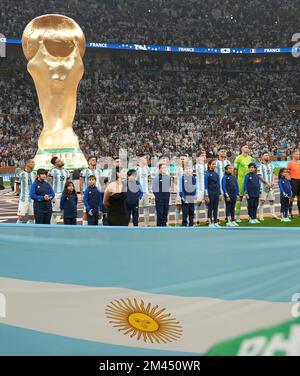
0, 277, 293, 354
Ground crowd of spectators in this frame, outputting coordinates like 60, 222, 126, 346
0, 51, 299, 166
1, 0, 299, 48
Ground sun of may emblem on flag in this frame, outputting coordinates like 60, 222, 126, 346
106, 298, 183, 343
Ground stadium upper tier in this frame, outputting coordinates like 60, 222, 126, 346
0, 0, 299, 48
0, 53, 299, 166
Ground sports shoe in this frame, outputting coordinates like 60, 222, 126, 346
214, 223, 222, 228
208, 223, 216, 228
226, 221, 233, 227
259, 217, 264, 221
254, 219, 260, 224
272, 215, 279, 220
249, 219, 255, 224
231, 221, 239, 227
236, 216, 242, 223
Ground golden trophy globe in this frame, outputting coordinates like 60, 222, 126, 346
22, 14, 88, 169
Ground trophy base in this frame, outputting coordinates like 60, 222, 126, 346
34, 148, 88, 170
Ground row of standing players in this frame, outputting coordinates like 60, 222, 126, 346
16, 146, 300, 226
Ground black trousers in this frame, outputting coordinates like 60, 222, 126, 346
225, 195, 237, 221
155, 197, 170, 226
291, 179, 300, 196
87, 210, 99, 226
64, 217, 77, 225
102, 212, 109, 226
34, 203, 52, 224
207, 191, 219, 223
182, 203, 195, 226
290, 179, 300, 215
280, 194, 289, 217
126, 202, 139, 226
247, 197, 259, 219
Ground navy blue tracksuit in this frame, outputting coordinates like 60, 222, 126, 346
244, 172, 260, 219
205, 170, 220, 223
126, 179, 143, 226
83, 185, 103, 226
278, 178, 292, 217
179, 174, 197, 226
152, 173, 171, 226
222, 173, 239, 221
60, 193, 78, 225
30, 179, 55, 224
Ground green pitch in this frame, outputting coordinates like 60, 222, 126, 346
196, 217, 300, 227
238, 216, 300, 228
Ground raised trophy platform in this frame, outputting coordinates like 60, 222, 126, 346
34, 148, 88, 170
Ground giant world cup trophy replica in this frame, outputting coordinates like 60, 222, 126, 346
22, 14, 88, 169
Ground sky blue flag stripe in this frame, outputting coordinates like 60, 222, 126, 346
0, 324, 200, 356
0, 224, 300, 302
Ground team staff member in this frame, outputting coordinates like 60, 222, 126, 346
286, 150, 300, 217
221, 165, 240, 227
152, 163, 171, 227
30, 169, 55, 224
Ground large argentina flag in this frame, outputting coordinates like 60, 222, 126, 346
0, 224, 299, 355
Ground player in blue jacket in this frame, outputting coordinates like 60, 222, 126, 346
244, 163, 261, 223
205, 159, 221, 228
221, 164, 240, 227
179, 164, 197, 226
278, 168, 293, 222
